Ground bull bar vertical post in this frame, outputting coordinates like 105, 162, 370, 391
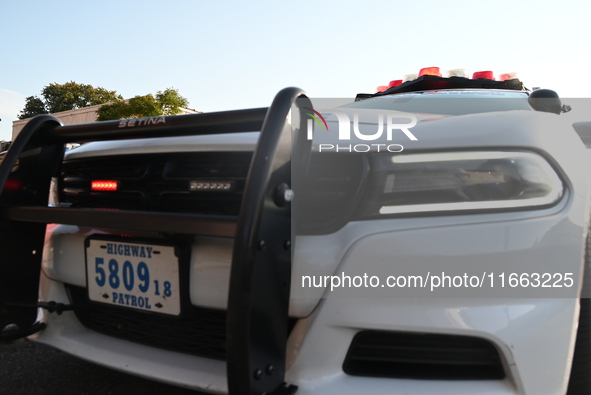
227, 87, 310, 394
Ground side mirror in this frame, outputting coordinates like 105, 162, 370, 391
528, 89, 563, 114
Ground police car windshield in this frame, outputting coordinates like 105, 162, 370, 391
344, 90, 531, 116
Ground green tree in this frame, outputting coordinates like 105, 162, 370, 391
96, 88, 189, 121
156, 88, 190, 116
18, 96, 48, 119
18, 82, 122, 119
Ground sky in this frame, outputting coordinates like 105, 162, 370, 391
1, 0, 590, 141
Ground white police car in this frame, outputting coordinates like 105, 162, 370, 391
1, 67, 590, 394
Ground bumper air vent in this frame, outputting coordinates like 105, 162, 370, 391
343, 331, 505, 380
66, 285, 298, 360
67, 285, 228, 360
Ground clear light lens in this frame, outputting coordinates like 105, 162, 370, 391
369, 151, 563, 215
447, 69, 467, 78
403, 73, 418, 82
189, 180, 233, 191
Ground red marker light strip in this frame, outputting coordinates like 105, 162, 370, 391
91, 180, 119, 191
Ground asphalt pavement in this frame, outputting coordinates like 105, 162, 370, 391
0, 339, 204, 395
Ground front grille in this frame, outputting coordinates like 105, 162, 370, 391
67, 286, 298, 360
343, 331, 505, 380
59, 152, 253, 215
67, 285, 228, 360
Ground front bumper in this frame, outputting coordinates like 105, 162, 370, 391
34, 196, 587, 394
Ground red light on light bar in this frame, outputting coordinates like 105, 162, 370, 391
91, 180, 119, 191
376, 85, 388, 92
472, 70, 495, 80
418, 67, 442, 77
499, 72, 518, 81
388, 79, 403, 88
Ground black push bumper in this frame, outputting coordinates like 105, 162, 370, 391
0, 87, 311, 395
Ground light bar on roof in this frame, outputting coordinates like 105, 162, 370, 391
374, 68, 521, 96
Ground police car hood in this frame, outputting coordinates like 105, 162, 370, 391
65, 109, 579, 160
313, 107, 578, 153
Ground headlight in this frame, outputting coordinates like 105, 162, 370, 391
361, 151, 563, 216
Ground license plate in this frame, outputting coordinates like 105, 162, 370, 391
86, 239, 181, 316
